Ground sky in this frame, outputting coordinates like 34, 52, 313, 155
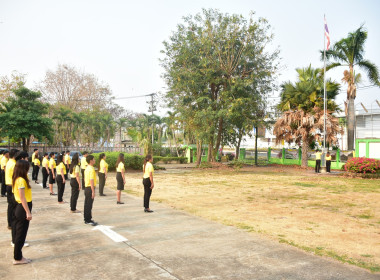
0, 0, 379, 116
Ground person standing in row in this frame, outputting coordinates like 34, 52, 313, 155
98, 153, 108, 196
142, 154, 154, 213
1, 150, 9, 198
48, 153, 57, 196
56, 154, 66, 204
5, 149, 18, 230
84, 155, 97, 226
69, 153, 81, 213
41, 153, 49, 189
12, 160, 32, 265
326, 152, 332, 173
64, 151, 70, 180
80, 152, 88, 191
315, 149, 322, 173
33, 153, 40, 184
115, 153, 125, 205
31, 149, 37, 181
0, 150, 6, 197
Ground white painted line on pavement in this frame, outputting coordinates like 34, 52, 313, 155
93, 225, 128, 243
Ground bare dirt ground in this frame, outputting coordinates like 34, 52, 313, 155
106, 164, 380, 272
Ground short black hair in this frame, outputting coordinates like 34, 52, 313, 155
3, 150, 9, 155
34, 149, 38, 152
83, 151, 88, 156
44, 153, 48, 157
10, 149, 19, 158
15, 151, 29, 161
66, 150, 70, 153
86, 155, 94, 163
0, 150, 3, 155
49, 152, 55, 157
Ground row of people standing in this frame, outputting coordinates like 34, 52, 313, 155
315, 150, 332, 173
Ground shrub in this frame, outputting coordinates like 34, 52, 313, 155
227, 160, 244, 169
344, 157, 380, 174
91, 152, 186, 170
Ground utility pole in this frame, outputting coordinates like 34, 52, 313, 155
147, 93, 157, 146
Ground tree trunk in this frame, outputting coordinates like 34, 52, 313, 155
213, 117, 223, 159
301, 139, 309, 168
235, 130, 243, 160
347, 97, 355, 150
22, 137, 27, 151
196, 139, 202, 166
208, 142, 213, 162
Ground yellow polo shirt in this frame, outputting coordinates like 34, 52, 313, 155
42, 157, 49, 169
65, 154, 71, 165
1, 156, 8, 170
81, 157, 88, 170
13, 177, 32, 203
70, 165, 80, 177
56, 162, 67, 175
143, 162, 154, 179
32, 153, 36, 163
315, 152, 322, 160
116, 162, 125, 173
99, 159, 108, 173
5, 159, 16, 186
85, 165, 96, 187
49, 158, 56, 170
326, 155, 332, 161
34, 158, 40, 166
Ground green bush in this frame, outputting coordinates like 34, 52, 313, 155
91, 152, 187, 171
227, 160, 244, 169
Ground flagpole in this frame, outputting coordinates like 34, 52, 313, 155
323, 15, 327, 150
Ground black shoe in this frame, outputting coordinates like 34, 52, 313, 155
117, 201, 124, 204
100, 194, 106, 196
1, 194, 6, 197
50, 193, 57, 196
85, 220, 98, 226
144, 209, 154, 213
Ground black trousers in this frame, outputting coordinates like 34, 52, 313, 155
33, 165, 40, 181
1, 170, 6, 196
42, 167, 49, 188
315, 160, 321, 173
70, 178, 80, 211
81, 169, 85, 190
7, 185, 17, 229
99, 173, 106, 195
56, 175, 65, 202
49, 169, 56, 184
13, 202, 32, 261
64, 164, 69, 180
84, 187, 94, 222
143, 178, 152, 209
326, 160, 331, 173
31, 162, 35, 180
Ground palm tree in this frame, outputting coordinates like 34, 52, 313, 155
275, 66, 342, 167
323, 25, 380, 150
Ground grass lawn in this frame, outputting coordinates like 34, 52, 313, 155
106, 165, 380, 272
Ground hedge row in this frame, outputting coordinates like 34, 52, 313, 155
91, 152, 187, 171
344, 157, 380, 174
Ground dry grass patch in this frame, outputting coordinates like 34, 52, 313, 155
106, 166, 380, 272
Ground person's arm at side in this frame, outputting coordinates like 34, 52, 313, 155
61, 166, 65, 184
76, 170, 81, 190
19, 188, 32, 221
122, 167, 126, 185
103, 166, 107, 179
90, 178, 95, 199
149, 171, 154, 189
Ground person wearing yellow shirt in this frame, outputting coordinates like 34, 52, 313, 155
5, 149, 18, 230
84, 155, 97, 226
69, 153, 81, 213
315, 149, 322, 173
33, 153, 40, 184
56, 154, 67, 204
326, 152, 332, 173
80, 151, 88, 191
115, 153, 125, 204
1, 150, 9, 198
98, 153, 108, 196
64, 150, 70, 180
48, 152, 57, 196
31, 149, 38, 182
41, 153, 50, 189
142, 154, 154, 213
12, 160, 32, 265
0, 151, 3, 196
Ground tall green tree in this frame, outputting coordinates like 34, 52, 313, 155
0, 86, 53, 151
274, 66, 342, 167
323, 25, 380, 150
161, 9, 279, 165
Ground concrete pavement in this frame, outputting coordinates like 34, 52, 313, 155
0, 171, 378, 280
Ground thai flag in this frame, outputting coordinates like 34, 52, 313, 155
324, 16, 330, 51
